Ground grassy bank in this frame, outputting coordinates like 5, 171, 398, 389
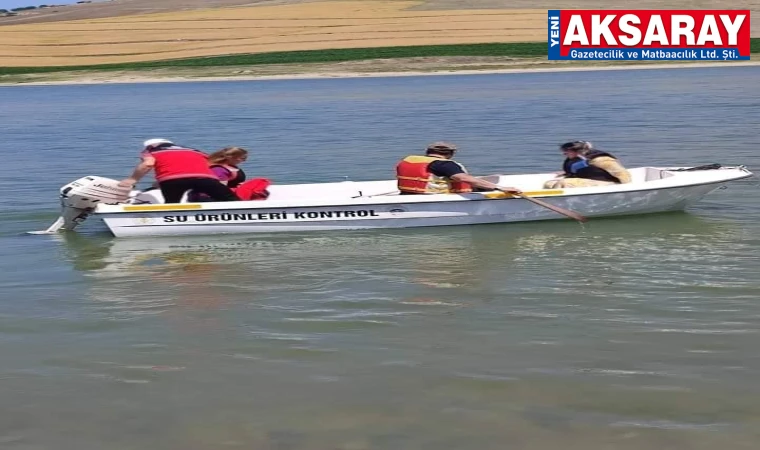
2, 40, 758, 76
1, 41, 757, 85
1, 43, 546, 75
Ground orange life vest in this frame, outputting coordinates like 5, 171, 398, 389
396, 155, 473, 194
145, 145, 217, 182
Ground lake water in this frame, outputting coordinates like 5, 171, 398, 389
1, 67, 760, 450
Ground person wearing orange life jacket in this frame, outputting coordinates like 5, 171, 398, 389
396, 141, 522, 195
118, 138, 239, 204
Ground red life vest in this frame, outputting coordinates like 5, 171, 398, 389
232, 178, 271, 200
145, 145, 217, 182
396, 155, 473, 194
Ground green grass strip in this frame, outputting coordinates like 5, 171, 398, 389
1, 39, 757, 76
0, 42, 544, 75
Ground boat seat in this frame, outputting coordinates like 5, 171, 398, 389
643, 167, 675, 182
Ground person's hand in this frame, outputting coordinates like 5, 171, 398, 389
498, 186, 522, 194
118, 178, 137, 188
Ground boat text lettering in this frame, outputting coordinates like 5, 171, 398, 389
292, 210, 380, 219
162, 209, 381, 223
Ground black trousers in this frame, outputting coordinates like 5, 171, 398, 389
159, 177, 239, 204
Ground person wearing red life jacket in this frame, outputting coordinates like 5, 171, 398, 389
396, 141, 522, 195
118, 138, 239, 204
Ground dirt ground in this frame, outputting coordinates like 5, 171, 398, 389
0, 0, 756, 68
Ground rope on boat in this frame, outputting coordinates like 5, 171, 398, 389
670, 163, 723, 171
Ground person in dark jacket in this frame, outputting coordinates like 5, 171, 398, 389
544, 141, 632, 189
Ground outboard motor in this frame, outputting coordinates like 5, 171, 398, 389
35, 176, 133, 234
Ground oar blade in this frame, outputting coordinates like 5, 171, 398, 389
516, 194, 589, 224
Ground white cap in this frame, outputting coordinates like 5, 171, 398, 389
143, 138, 174, 149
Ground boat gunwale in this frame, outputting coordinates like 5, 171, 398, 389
93, 166, 754, 216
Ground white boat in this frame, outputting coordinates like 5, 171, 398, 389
35, 164, 753, 238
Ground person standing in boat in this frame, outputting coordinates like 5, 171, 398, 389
543, 141, 632, 189
118, 138, 240, 203
396, 141, 522, 195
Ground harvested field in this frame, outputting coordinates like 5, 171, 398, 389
0, 1, 546, 67
2, 0, 757, 68
0, 0, 319, 25
0, 1, 549, 66
0, 0, 760, 67
2, 0, 759, 26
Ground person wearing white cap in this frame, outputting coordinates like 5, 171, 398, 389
119, 138, 239, 203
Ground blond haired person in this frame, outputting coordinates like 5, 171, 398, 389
205, 146, 271, 201
544, 141, 632, 189
208, 146, 249, 188
185, 146, 249, 202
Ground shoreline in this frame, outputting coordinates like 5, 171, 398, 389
1, 60, 758, 87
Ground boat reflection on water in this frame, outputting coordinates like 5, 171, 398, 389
52, 224, 559, 317
52, 211, 744, 315
57, 212, 742, 273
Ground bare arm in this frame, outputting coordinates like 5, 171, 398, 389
118, 156, 155, 187
451, 173, 522, 193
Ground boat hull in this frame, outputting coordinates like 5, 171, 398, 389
99, 180, 731, 237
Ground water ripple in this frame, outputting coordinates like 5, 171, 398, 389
1, 68, 759, 449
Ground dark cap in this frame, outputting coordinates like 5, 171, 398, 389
426, 141, 457, 152
560, 141, 592, 152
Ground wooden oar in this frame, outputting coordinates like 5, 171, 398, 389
365, 185, 587, 223
367, 191, 400, 197
513, 192, 588, 223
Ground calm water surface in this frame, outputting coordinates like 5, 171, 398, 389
1, 67, 760, 450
